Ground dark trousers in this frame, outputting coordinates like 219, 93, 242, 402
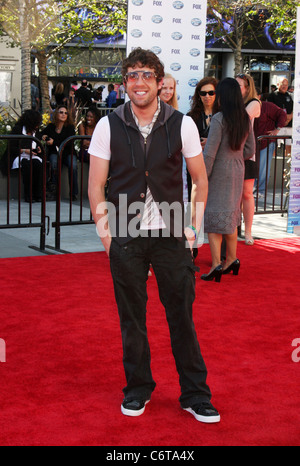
109, 233, 212, 408
49, 153, 78, 196
21, 159, 43, 200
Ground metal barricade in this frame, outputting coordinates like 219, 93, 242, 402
1, 131, 290, 254
52, 133, 292, 252
52, 135, 94, 251
254, 134, 291, 215
0, 134, 47, 251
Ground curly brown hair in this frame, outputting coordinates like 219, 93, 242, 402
122, 47, 165, 83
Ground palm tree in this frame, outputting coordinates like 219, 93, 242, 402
19, 0, 31, 110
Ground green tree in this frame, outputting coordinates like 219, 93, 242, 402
0, 0, 127, 112
207, 0, 299, 75
207, 1, 269, 75
260, 0, 299, 45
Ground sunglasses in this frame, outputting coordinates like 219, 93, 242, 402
58, 111, 68, 115
236, 74, 250, 85
199, 90, 216, 97
125, 71, 157, 82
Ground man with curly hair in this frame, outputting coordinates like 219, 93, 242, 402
88, 48, 220, 424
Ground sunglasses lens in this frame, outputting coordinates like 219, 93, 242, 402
200, 91, 215, 96
126, 71, 157, 81
142, 72, 155, 80
127, 72, 138, 81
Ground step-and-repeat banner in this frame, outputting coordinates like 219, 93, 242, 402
288, 6, 300, 234
126, 0, 207, 115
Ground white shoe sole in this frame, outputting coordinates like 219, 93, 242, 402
121, 400, 150, 417
183, 407, 221, 424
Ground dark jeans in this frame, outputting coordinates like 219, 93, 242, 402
49, 153, 78, 196
109, 232, 212, 408
21, 158, 43, 200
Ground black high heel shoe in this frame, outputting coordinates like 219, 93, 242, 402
222, 259, 240, 275
201, 264, 223, 283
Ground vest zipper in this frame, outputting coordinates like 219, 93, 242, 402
144, 136, 147, 160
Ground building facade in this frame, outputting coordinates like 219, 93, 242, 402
0, 37, 22, 113
0, 24, 296, 110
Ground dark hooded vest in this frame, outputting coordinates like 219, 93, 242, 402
107, 101, 184, 244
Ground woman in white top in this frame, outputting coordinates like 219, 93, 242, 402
236, 73, 261, 245
9, 110, 43, 202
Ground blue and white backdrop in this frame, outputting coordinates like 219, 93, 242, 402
288, 7, 300, 234
126, 0, 208, 115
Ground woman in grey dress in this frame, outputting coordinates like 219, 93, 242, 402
201, 78, 255, 282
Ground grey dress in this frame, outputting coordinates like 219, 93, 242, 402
203, 112, 255, 234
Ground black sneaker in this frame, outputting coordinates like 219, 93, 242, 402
121, 399, 150, 417
183, 401, 220, 423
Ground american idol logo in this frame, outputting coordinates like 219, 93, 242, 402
170, 63, 181, 71
188, 78, 198, 87
173, 1, 184, 9
131, 29, 143, 38
172, 31, 183, 40
152, 15, 163, 24
132, 0, 143, 5
191, 18, 202, 26
190, 48, 201, 57
151, 46, 162, 55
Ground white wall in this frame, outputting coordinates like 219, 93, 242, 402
0, 37, 21, 114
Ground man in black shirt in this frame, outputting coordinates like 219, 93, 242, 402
267, 78, 293, 127
75, 79, 92, 107
267, 78, 293, 156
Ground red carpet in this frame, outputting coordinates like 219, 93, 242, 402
0, 238, 300, 446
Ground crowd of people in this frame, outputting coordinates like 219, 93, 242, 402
1, 57, 293, 233
0, 78, 124, 201
158, 72, 293, 279
48, 79, 120, 111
